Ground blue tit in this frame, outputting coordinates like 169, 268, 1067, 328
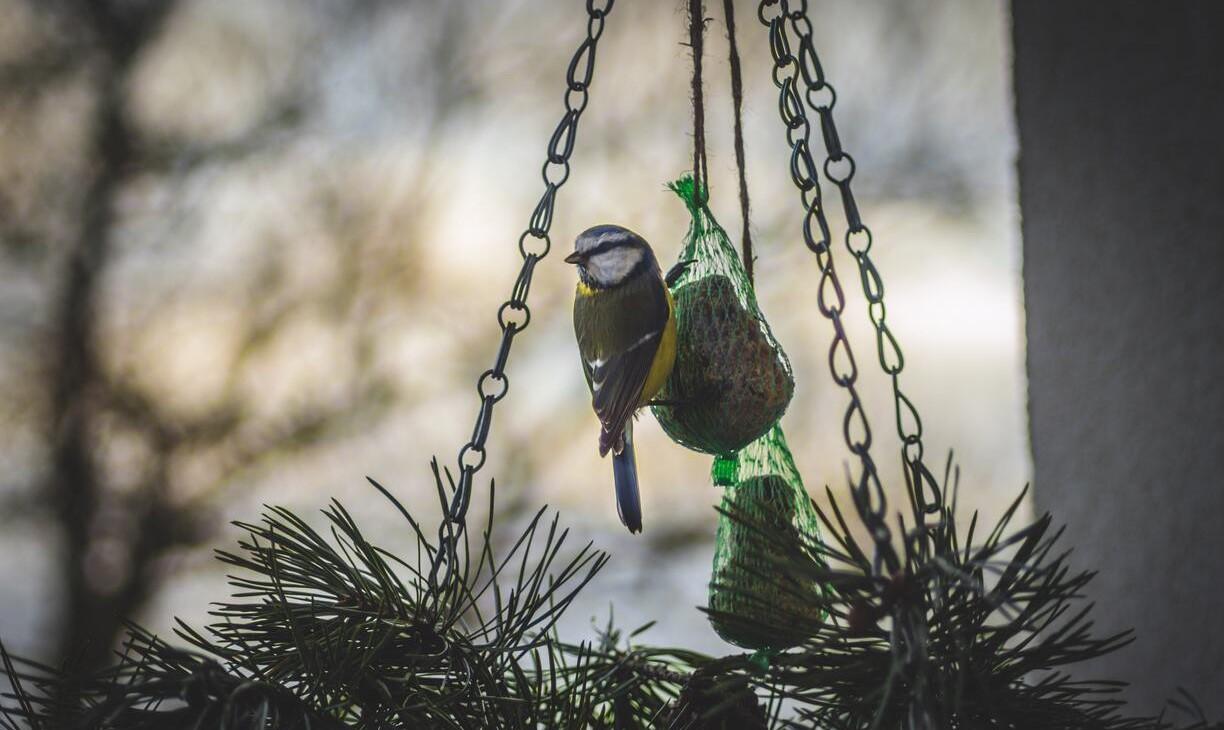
567, 225, 678, 534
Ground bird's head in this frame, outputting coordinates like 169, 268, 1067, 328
566, 224, 658, 289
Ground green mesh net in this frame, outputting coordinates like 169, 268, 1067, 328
651, 174, 821, 649
707, 423, 827, 650
651, 176, 794, 457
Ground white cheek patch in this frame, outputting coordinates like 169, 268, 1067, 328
587, 247, 643, 286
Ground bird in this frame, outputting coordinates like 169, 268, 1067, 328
566, 224, 683, 534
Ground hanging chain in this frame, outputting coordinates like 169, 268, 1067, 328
766, 7, 944, 722
431, 0, 615, 589
757, 0, 900, 576
774, 1, 943, 517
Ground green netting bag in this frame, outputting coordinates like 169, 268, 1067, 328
651, 176, 795, 456
707, 424, 827, 651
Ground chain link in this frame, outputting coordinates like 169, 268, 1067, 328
758, 0, 899, 576
431, 0, 615, 589
778, 3, 944, 517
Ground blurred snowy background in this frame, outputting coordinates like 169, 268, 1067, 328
0, 0, 1025, 668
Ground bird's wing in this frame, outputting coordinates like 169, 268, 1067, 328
574, 273, 669, 456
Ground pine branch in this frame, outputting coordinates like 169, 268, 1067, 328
700, 453, 1207, 729
0, 464, 706, 728
3, 454, 1219, 729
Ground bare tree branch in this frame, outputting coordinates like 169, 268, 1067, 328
44, 0, 179, 703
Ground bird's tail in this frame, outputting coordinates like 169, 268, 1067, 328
612, 422, 642, 534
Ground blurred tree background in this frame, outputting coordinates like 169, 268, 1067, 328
0, 0, 1023, 676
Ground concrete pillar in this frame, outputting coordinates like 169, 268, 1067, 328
1012, 0, 1224, 716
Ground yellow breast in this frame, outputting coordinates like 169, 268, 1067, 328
639, 287, 677, 405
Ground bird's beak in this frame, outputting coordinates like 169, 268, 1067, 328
564, 251, 584, 265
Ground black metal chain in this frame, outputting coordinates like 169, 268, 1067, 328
757, 0, 900, 576
431, 0, 615, 589
774, 1, 944, 519
763, 7, 946, 722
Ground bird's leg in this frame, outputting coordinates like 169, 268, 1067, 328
646, 398, 689, 408
665, 259, 697, 288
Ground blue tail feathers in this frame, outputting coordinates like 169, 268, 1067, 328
612, 423, 642, 533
